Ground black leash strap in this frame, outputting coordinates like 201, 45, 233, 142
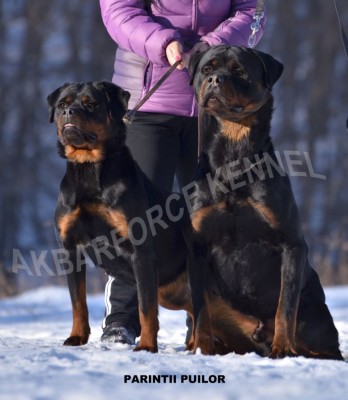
334, 0, 348, 60
123, 60, 181, 124
197, 106, 204, 159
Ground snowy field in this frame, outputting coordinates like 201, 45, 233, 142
0, 286, 347, 400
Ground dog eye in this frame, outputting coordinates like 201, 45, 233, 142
87, 102, 97, 110
58, 102, 68, 109
202, 65, 213, 75
235, 69, 248, 79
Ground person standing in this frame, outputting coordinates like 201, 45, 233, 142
99, 0, 266, 344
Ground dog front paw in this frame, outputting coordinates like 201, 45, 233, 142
133, 344, 158, 353
269, 338, 297, 359
63, 335, 89, 346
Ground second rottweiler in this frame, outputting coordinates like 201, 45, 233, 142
189, 45, 343, 360
47, 81, 213, 354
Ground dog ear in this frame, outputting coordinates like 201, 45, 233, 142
47, 83, 71, 123
97, 81, 130, 120
188, 51, 205, 85
252, 50, 284, 89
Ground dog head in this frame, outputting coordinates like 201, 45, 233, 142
189, 46, 283, 122
47, 81, 130, 163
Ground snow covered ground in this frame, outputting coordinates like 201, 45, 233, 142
0, 286, 347, 400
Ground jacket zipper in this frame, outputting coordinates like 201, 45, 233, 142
192, 0, 198, 32
143, 61, 152, 93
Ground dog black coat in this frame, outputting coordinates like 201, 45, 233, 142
188, 46, 343, 360
47, 81, 214, 354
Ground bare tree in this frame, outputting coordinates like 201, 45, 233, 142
261, 0, 348, 284
0, 0, 114, 295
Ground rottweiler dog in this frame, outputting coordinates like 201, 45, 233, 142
47, 81, 213, 354
188, 45, 343, 360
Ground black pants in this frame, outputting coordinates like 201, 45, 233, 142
103, 112, 198, 335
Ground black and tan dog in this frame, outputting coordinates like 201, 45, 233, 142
47, 81, 213, 353
188, 45, 343, 360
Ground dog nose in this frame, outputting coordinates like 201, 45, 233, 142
208, 75, 223, 87
62, 107, 79, 116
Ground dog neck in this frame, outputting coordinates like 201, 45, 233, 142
60, 125, 134, 200
200, 97, 276, 193
219, 116, 255, 143
214, 97, 274, 163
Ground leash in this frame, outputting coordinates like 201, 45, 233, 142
334, 0, 348, 60
197, 107, 204, 158
122, 57, 204, 158
248, 0, 265, 48
124, 0, 265, 151
123, 60, 181, 124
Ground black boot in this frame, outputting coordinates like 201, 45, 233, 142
101, 322, 136, 345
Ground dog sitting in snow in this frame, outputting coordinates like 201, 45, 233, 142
188, 45, 343, 360
47, 81, 214, 354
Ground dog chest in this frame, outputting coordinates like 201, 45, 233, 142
191, 196, 280, 243
56, 202, 130, 246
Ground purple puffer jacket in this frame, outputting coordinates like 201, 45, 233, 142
100, 0, 266, 117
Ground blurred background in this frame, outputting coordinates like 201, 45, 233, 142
0, 0, 347, 297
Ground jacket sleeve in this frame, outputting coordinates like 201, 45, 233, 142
99, 0, 181, 65
200, 0, 266, 47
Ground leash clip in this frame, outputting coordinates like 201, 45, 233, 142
248, 12, 264, 48
122, 111, 134, 125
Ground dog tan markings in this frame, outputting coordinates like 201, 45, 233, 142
220, 120, 250, 142
192, 291, 215, 354
159, 274, 215, 354
246, 198, 279, 229
219, 115, 256, 142
191, 202, 226, 232
64, 145, 104, 163
270, 289, 299, 357
135, 302, 159, 353
209, 296, 264, 355
87, 120, 110, 140
158, 272, 194, 348
63, 95, 73, 104
57, 207, 81, 241
62, 120, 110, 163
158, 271, 192, 311
66, 278, 90, 346
84, 204, 129, 238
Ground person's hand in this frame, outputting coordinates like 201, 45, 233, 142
166, 41, 185, 70
166, 41, 209, 70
